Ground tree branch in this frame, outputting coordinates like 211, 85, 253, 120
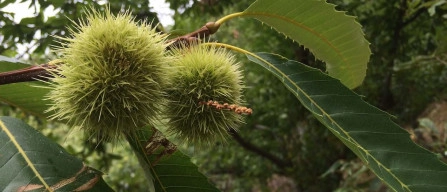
229, 129, 292, 169
379, 0, 408, 110
0, 22, 221, 85
0, 64, 58, 85
167, 22, 220, 48
403, 6, 427, 27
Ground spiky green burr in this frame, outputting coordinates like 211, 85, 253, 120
166, 45, 244, 145
47, 8, 170, 142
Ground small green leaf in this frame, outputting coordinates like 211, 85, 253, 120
19, 17, 37, 25
0, 0, 15, 9
247, 52, 447, 192
0, 116, 113, 191
50, 0, 65, 8
243, 0, 371, 88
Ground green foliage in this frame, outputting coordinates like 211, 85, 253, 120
125, 128, 220, 192
243, 0, 371, 88
0, 116, 113, 191
1, 0, 447, 191
334, 0, 447, 120
247, 52, 447, 191
0, 0, 161, 60
0, 103, 156, 191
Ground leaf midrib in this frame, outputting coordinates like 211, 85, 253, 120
250, 53, 410, 191
0, 119, 52, 191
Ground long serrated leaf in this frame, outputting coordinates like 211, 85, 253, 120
0, 57, 51, 117
247, 52, 447, 192
243, 0, 371, 88
0, 116, 113, 191
127, 128, 220, 192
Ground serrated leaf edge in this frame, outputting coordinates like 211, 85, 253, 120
241, 12, 343, 59
241, 0, 371, 88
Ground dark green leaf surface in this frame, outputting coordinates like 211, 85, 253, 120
247, 52, 447, 192
0, 57, 51, 117
243, 0, 371, 88
151, 151, 219, 192
128, 128, 220, 192
0, 116, 113, 191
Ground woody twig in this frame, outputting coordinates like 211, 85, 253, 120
0, 22, 221, 85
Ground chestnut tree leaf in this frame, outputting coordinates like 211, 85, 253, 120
0, 116, 113, 191
127, 127, 220, 192
247, 52, 447, 192
243, 0, 371, 88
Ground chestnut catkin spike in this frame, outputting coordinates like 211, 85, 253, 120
47, 8, 170, 142
199, 100, 253, 115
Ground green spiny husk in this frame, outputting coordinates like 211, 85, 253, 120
166, 45, 244, 145
47, 8, 170, 142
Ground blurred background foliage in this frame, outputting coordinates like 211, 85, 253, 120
1, 0, 447, 191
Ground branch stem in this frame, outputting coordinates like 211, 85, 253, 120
0, 26, 241, 86
229, 129, 292, 169
0, 63, 58, 85
201, 42, 268, 66
215, 12, 245, 26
